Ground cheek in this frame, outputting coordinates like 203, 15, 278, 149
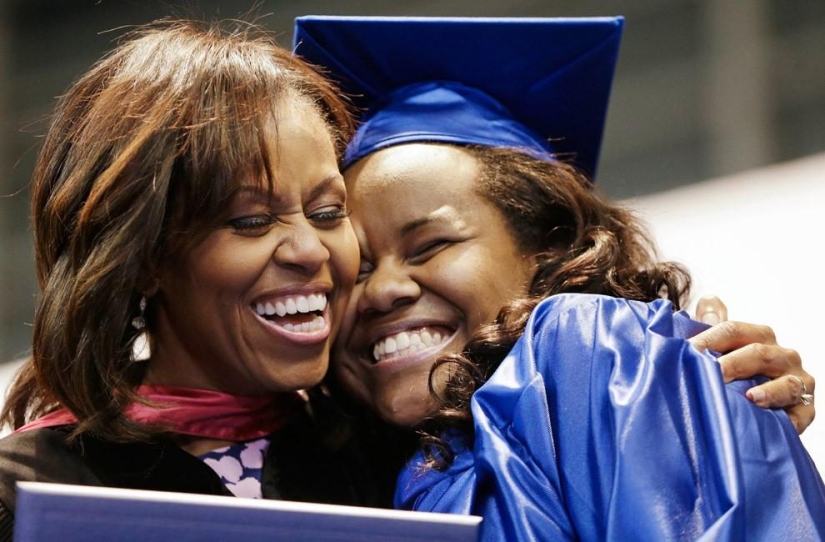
326, 227, 360, 288
185, 237, 266, 293
331, 353, 371, 404
431, 252, 515, 325
336, 288, 360, 339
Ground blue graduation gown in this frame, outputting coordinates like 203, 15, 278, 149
396, 294, 825, 540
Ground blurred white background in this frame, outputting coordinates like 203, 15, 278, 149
626, 151, 825, 473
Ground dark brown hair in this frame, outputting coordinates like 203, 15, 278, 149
421, 146, 691, 467
1, 19, 354, 441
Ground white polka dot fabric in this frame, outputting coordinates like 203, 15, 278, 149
199, 437, 270, 498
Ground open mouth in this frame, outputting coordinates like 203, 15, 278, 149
253, 293, 327, 333
370, 326, 455, 363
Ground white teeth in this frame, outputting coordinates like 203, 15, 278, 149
253, 294, 328, 317
371, 328, 451, 362
285, 298, 297, 314
384, 337, 398, 354
282, 316, 326, 333
396, 332, 410, 350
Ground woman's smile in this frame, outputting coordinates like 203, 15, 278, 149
251, 290, 332, 345
370, 326, 455, 364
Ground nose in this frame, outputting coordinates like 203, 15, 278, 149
272, 219, 330, 273
357, 259, 421, 314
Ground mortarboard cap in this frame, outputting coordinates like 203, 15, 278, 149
293, 16, 624, 177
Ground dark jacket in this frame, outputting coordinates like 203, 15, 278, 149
0, 406, 382, 542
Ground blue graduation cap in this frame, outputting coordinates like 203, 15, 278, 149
293, 16, 624, 178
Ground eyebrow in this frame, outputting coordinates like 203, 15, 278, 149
235, 173, 345, 203
308, 173, 346, 201
399, 207, 458, 237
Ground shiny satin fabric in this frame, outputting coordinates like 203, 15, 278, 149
396, 294, 825, 540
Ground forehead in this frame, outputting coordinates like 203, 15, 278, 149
266, 95, 330, 149
255, 96, 338, 182
345, 144, 481, 210
344, 144, 498, 256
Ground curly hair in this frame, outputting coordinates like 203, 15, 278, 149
420, 146, 691, 467
1, 19, 354, 442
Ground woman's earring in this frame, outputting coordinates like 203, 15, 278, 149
131, 295, 151, 361
132, 296, 147, 330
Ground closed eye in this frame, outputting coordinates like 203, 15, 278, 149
226, 215, 276, 235
356, 259, 374, 283
409, 238, 454, 264
308, 205, 350, 228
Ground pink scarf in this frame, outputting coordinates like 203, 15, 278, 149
16, 385, 302, 441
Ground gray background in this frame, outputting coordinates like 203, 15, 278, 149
1, 0, 824, 362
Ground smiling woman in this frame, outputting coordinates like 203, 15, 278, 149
339, 143, 535, 426
145, 101, 357, 397
0, 18, 365, 538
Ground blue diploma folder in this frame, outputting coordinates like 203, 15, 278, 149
14, 481, 481, 541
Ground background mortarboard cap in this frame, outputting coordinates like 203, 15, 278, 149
293, 16, 624, 177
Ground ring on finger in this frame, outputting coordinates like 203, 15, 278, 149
789, 374, 814, 406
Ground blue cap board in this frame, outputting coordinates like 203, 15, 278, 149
293, 16, 623, 177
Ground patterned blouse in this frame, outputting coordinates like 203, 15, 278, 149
199, 437, 270, 499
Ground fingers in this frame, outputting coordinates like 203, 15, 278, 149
744, 372, 811, 405
744, 373, 816, 434
694, 295, 728, 326
713, 336, 816, 434
689, 320, 776, 356
688, 303, 816, 434
716, 342, 793, 382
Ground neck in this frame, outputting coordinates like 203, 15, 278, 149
176, 435, 236, 456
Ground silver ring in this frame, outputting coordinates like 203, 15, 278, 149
790, 375, 814, 406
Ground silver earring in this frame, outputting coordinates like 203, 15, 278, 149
132, 295, 147, 330
131, 295, 151, 361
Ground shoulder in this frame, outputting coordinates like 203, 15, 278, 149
529, 293, 673, 328
474, 293, 709, 429
0, 427, 79, 471
523, 293, 694, 357
0, 427, 96, 513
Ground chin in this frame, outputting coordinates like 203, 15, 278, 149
273, 360, 328, 392
377, 392, 436, 428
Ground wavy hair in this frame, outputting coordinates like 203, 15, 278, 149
421, 146, 691, 467
1, 19, 354, 441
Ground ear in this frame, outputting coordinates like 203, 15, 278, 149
137, 269, 162, 298
144, 280, 161, 298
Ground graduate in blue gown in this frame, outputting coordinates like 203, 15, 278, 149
295, 16, 825, 540
396, 295, 824, 539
